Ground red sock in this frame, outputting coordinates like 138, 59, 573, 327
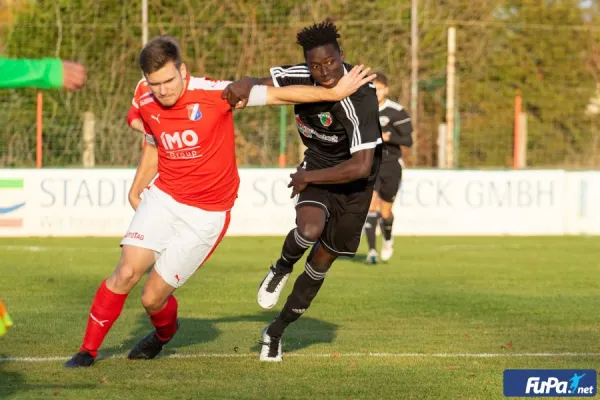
80, 280, 128, 358
149, 295, 178, 342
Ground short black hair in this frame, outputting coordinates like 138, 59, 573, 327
374, 72, 388, 86
296, 20, 341, 54
139, 35, 182, 74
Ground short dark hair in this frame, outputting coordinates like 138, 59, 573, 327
296, 20, 341, 54
374, 72, 388, 86
139, 35, 182, 74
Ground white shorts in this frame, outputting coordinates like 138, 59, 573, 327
121, 185, 230, 288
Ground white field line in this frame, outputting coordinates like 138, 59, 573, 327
0, 245, 118, 252
2, 352, 600, 363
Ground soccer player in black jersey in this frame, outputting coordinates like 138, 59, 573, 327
223, 20, 383, 362
364, 72, 413, 264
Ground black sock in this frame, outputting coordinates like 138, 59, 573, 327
267, 262, 327, 337
277, 228, 316, 271
364, 211, 378, 251
380, 215, 394, 241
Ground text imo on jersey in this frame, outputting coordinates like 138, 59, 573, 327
503, 369, 597, 397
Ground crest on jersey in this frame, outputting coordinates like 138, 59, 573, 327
318, 112, 332, 127
379, 116, 390, 127
187, 104, 202, 121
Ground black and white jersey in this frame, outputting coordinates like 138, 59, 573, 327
378, 99, 413, 161
270, 63, 383, 189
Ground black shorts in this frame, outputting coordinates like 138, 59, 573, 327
374, 158, 402, 203
296, 184, 373, 258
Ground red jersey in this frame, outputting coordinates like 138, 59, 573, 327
129, 77, 239, 211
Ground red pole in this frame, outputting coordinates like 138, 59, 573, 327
36, 92, 43, 168
513, 91, 522, 170
278, 154, 286, 168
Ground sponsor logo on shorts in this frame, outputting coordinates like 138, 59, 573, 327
124, 232, 145, 240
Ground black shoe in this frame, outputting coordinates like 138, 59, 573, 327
127, 320, 179, 360
64, 351, 95, 368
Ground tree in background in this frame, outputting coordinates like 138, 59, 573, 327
1, 0, 599, 168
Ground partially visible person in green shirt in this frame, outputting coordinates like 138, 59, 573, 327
0, 57, 86, 91
0, 56, 85, 338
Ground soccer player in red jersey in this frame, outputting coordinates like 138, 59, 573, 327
64, 35, 375, 367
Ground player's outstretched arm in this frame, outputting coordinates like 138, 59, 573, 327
128, 140, 158, 210
221, 76, 273, 108
246, 65, 376, 107
0, 57, 86, 91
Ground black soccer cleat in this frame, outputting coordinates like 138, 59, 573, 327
127, 320, 179, 360
64, 351, 95, 368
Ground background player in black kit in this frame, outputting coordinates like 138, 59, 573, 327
223, 20, 383, 362
364, 73, 413, 264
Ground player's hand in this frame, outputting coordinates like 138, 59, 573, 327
62, 61, 87, 91
128, 192, 142, 211
222, 77, 255, 109
382, 132, 391, 142
288, 166, 308, 198
329, 65, 376, 101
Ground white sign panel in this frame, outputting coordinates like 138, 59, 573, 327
0, 169, 136, 236
393, 169, 566, 235
0, 168, 596, 237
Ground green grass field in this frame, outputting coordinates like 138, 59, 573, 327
0, 236, 598, 399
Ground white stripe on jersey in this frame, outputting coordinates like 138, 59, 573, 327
271, 68, 311, 75
350, 138, 383, 154
272, 73, 312, 78
271, 65, 309, 71
188, 77, 231, 91
393, 118, 411, 126
270, 67, 311, 79
270, 65, 310, 76
341, 97, 362, 148
269, 66, 311, 87
379, 99, 404, 112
